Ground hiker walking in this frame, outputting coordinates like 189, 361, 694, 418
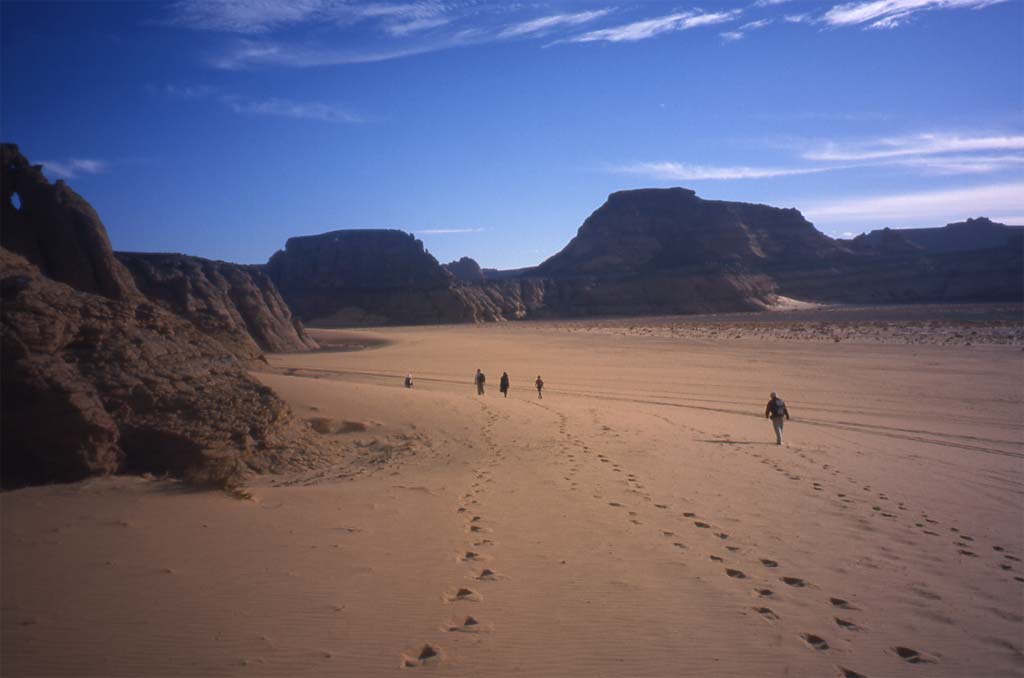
475, 369, 486, 396
765, 391, 790, 445
535, 375, 544, 399
404, 373, 413, 388
499, 372, 510, 398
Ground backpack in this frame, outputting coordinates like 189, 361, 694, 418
771, 398, 786, 417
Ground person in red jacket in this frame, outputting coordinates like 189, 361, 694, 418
765, 392, 790, 445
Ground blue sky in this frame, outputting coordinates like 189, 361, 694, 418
3, 0, 1022, 269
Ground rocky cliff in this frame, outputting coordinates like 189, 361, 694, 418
266, 229, 502, 324
444, 256, 485, 282
117, 252, 317, 360
0, 144, 316, 487
262, 188, 1021, 326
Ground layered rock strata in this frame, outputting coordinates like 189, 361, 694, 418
1, 144, 314, 487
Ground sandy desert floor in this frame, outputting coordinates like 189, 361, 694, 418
3, 316, 1023, 677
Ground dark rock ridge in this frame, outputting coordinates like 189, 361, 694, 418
117, 252, 317, 360
845, 217, 1023, 255
266, 229, 505, 324
537, 188, 839, 276
443, 256, 485, 282
265, 187, 1021, 325
1, 144, 317, 487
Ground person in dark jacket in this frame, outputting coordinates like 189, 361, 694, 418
535, 375, 544, 399
765, 392, 790, 445
499, 372, 510, 398
475, 369, 486, 396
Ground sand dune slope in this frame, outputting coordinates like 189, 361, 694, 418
3, 323, 1022, 677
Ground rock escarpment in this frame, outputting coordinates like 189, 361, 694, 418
537, 188, 839, 276
266, 229, 507, 324
1, 144, 315, 487
262, 187, 1021, 326
117, 252, 317, 360
443, 256, 485, 282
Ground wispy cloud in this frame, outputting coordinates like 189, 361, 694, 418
802, 181, 1024, 223
167, 0, 454, 35
157, 83, 218, 99
569, 10, 741, 43
822, 0, 1010, 29
210, 38, 460, 68
803, 132, 1024, 161
500, 10, 611, 38
417, 227, 485, 234
167, 0, 323, 33
613, 130, 1024, 182
721, 17, 772, 40
152, 83, 360, 122
221, 96, 360, 122
892, 154, 1024, 175
612, 161, 832, 181
40, 158, 109, 179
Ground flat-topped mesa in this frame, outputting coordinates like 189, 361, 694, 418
117, 252, 318, 360
537, 187, 840, 278
268, 229, 452, 290
265, 228, 491, 325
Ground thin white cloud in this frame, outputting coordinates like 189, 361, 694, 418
804, 132, 1024, 162
783, 13, 811, 22
613, 161, 833, 181
159, 83, 217, 99
417, 227, 485, 234
802, 182, 1024, 223
167, 0, 323, 33
41, 158, 109, 179
892, 154, 1024, 174
211, 38, 459, 68
570, 10, 741, 43
721, 17, 772, 40
385, 16, 450, 36
221, 96, 360, 122
500, 10, 611, 38
822, 0, 1009, 29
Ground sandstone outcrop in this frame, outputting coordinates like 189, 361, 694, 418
1, 144, 315, 487
117, 252, 317, 360
261, 188, 1021, 326
266, 229, 479, 324
444, 257, 485, 282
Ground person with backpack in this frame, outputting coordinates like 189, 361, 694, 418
499, 372, 510, 398
535, 375, 544, 399
475, 369, 486, 396
404, 373, 414, 388
765, 392, 790, 445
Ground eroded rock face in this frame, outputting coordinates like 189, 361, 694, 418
117, 252, 318, 360
0, 144, 311, 487
266, 229, 477, 324
444, 257, 485, 282
2, 144, 138, 299
537, 188, 839, 277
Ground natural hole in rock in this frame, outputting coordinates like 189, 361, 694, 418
10, 191, 21, 211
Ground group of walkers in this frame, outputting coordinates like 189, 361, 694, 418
403, 370, 545, 399
404, 371, 791, 445
476, 369, 543, 399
